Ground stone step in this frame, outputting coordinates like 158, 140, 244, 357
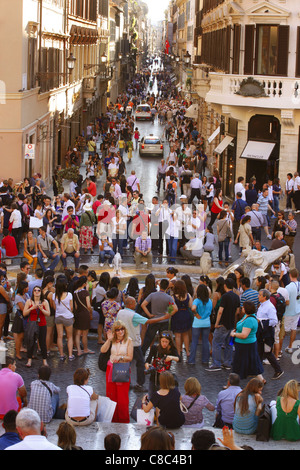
44, 420, 297, 451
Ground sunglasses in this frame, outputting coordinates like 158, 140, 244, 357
161, 333, 171, 339
33, 289, 41, 293
115, 327, 125, 332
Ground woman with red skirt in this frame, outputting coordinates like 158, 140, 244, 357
101, 320, 133, 423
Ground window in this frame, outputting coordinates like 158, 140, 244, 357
256, 25, 278, 75
244, 25, 289, 76
99, 0, 109, 18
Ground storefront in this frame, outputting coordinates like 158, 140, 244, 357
242, 114, 280, 189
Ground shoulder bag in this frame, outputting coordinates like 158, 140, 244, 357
98, 344, 112, 372
112, 361, 130, 383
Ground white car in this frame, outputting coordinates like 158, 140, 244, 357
135, 104, 152, 121
139, 134, 164, 157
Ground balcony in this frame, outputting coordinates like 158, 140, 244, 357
82, 77, 96, 99
205, 73, 300, 110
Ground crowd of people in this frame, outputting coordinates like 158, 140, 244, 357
0, 261, 299, 449
0, 55, 299, 451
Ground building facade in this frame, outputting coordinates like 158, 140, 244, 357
0, 0, 148, 185
193, 0, 300, 197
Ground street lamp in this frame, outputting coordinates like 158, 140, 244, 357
118, 53, 123, 60
175, 55, 180, 63
67, 53, 76, 71
184, 51, 191, 65
101, 52, 108, 64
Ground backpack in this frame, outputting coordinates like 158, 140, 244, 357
270, 292, 286, 321
167, 182, 175, 196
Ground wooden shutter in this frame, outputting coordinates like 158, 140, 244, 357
277, 25, 289, 76
244, 25, 255, 75
296, 27, 300, 77
232, 25, 241, 74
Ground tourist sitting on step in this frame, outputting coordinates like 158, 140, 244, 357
134, 231, 153, 270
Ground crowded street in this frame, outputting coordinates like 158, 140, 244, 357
1, 0, 300, 453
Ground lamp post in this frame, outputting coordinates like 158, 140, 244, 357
184, 51, 191, 66
67, 52, 76, 72
101, 52, 108, 64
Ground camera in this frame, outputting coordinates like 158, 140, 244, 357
144, 356, 167, 375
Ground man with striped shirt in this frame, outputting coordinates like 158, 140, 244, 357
257, 188, 276, 239
240, 277, 259, 310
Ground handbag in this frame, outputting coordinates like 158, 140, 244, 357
256, 404, 272, 442
112, 361, 130, 383
130, 397, 143, 422
98, 345, 111, 372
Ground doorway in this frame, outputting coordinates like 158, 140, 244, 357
246, 115, 280, 190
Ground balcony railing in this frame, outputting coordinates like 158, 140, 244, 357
205, 73, 300, 109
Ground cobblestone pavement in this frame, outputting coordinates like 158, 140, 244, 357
4, 327, 299, 428
3, 89, 300, 442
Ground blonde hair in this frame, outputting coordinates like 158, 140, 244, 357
281, 380, 299, 401
184, 377, 201, 396
111, 320, 129, 343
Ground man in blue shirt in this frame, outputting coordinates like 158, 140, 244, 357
0, 410, 21, 450
214, 373, 242, 428
231, 192, 248, 239
240, 277, 259, 310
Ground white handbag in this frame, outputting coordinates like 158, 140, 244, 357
136, 408, 155, 426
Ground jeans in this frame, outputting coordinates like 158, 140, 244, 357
167, 236, 178, 262
61, 251, 80, 270
132, 346, 145, 386
141, 320, 169, 355
38, 251, 60, 272
157, 173, 165, 191
273, 195, 280, 213
211, 325, 233, 367
99, 249, 115, 264
188, 327, 211, 364
218, 238, 230, 261
112, 236, 124, 256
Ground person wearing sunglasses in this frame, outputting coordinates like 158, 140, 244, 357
101, 320, 133, 423
23, 286, 50, 368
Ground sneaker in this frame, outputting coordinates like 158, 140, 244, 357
263, 359, 270, 365
100, 263, 104, 267
267, 234, 272, 239
222, 364, 231, 370
109, 264, 113, 268
272, 371, 284, 380
68, 355, 76, 361
205, 365, 222, 372
285, 347, 293, 354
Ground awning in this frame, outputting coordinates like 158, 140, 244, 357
185, 104, 198, 119
214, 135, 234, 154
208, 126, 220, 144
240, 140, 276, 161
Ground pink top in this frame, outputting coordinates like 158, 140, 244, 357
0, 368, 24, 415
